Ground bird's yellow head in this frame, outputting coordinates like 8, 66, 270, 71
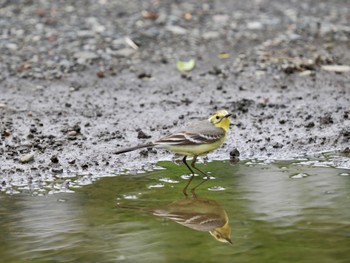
209, 221, 232, 244
208, 110, 231, 133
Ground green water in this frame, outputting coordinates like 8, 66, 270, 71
0, 160, 350, 263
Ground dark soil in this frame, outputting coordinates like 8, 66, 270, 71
0, 0, 349, 194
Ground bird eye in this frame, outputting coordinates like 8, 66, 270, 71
216, 116, 220, 120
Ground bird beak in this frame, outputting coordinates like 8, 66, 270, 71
226, 237, 233, 244
224, 114, 232, 118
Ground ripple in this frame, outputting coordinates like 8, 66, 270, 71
290, 173, 309, 179
147, 184, 165, 189
123, 195, 139, 200
180, 174, 198, 180
208, 186, 226, 191
159, 178, 179, 184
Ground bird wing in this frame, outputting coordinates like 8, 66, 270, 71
154, 120, 225, 146
153, 210, 226, 231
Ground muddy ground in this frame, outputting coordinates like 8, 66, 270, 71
0, 0, 349, 194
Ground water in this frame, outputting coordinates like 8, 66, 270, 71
0, 159, 349, 263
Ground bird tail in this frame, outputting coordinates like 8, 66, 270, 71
114, 142, 155, 154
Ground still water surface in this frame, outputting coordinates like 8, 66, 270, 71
0, 159, 349, 262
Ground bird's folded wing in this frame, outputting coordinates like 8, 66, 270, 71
155, 122, 225, 146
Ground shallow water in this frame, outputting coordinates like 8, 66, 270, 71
0, 159, 349, 263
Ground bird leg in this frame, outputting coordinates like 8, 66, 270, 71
190, 156, 211, 194
182, 155, 195, 196
190, 156, 210, 178
190, 178, 209, 194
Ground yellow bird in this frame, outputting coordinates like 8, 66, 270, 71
117, 194, 232, 244
115, 110, 231, 193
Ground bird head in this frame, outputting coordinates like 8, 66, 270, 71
209, 222, 232, 244
208, 110, 231, 133
209, 221, 232, 244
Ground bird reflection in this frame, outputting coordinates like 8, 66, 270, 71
116, 192, 232, 244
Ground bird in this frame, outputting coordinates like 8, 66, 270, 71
117, 193, 232, 244
115, 110, 231, 194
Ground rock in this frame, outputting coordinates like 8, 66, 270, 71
247, 21, 263, 30
165, 25, 187, 35
319, 114, 333, 125
74, 51, 98, 64
230, 148, 240, 158
230, 148, 240, 163
20, 153, 34, 163
67, 131, 78, 137
71, 124, 81, 133
114, 48, 136, 58
202, 31, 220, 40
299, 70, 315, 76
51, 167, 63, 173
305, 122, 315, 128
137, 129, 151, 139
50, 155, 59, 164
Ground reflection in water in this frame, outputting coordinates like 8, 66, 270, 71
1, 160, 349, 262
117, 192, 232, 244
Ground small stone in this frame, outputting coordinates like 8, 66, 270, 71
114, 48, 136, 58
71, 124, 81, 133
51, 167, 63, 173
50, 155, 59, 164
299, 70, 315, 76
0, 103, 7, 108
319, 114, 333, 125
67, 131, 78, 137
273, 143, 283, 149
247, 21, 263, 30
202, 31, 220, 40
166, 25, 187, 35
74, 51, 98, 64
305, 122, 315, 128
230, 148, 240, 158
96, 70, 105, 78
137, 129, 151, 139
20, 153, 34, 163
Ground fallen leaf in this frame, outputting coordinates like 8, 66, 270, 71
177, 59, 195, 72
321, 65, 350, 72
218, 53, 230, 59
142, 10, 159, 20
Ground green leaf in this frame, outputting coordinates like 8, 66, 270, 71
217, 53, 230, 59
177, 59, 196, 72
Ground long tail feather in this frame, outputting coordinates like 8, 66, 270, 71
114, 143, 155, 154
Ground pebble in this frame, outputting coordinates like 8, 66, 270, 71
67, 131, 78, 137
165, 25, 187, 35
202, 31, 220, 40
137, 129, 151, 139
51, 168, 63, 173
113, 48, 136, 58
20, 153, 34, 163
50, 155, 60, 164
247, 21, 263, 30
74, 51, 98, 64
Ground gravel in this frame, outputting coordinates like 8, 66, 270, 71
0, 0, 349, 194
